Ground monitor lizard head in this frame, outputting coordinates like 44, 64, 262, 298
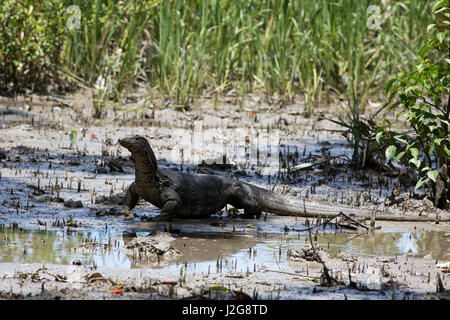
118, 135, 149, 153
118, 136, 158, 175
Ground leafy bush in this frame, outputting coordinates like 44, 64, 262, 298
380, 1, 450, 207
0, 1, 67, 93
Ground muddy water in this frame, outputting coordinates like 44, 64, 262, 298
0, 227, 131, 268
166, 231, 449, 274
1, 226, 448, 272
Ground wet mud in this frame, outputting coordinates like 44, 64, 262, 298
0, 92, 449, 300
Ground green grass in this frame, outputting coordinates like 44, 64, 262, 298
0, 0, 436, 111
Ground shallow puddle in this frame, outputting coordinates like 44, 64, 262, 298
167, 231, 450, 274
0, 226, 448, 272
0, 227, 131, 268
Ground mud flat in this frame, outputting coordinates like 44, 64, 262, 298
0, 92, 449, 300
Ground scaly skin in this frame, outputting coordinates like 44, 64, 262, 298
118, 136, 443, 222
119, 135, 306, 219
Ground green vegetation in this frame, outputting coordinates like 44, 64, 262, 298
319, 95, 389, 169
0, 0, 434, 110
0, 1, 66, 92
380, 0, 449, 207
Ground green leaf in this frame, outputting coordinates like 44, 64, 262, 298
427, 170, 439, 182
385, 145, 396, 162
376, 132, 383, 144
388, 88, 398, 101
415, 176, 429, 191
429, 143, 435, 156
418, 45, 430, 57
409, 158, 421, 169
433, 0, 446, 10
444, 145, 450, 157
388, 100, 401, 111
394, 151, 406, 163
394, 135, 408, 144
396, 110, 409, 118
426, 24, 435, 32
437, 32, 446, 43
410, 147, 419, 159
435, 6, 449, 14
433, 0, 447, 12
386, 79, 397, 94
210, 285, 229, 292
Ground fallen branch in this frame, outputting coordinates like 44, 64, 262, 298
282, 205, 447, 223
267, 197, 447, 223
338, 212, 370, 230
27, 184, 46, 194
259, 267, 319, 281
44, 271, 67, 282
291, 154, 345, 172
306, 226, 342, 287
290, 212, 373, 232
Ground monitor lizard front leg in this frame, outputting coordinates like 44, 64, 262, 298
124, 182, 140, 217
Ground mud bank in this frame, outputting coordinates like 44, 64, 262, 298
0, 92, 449, 299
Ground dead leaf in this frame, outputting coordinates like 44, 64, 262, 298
111, 288, 123, 295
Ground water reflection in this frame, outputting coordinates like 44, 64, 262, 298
316, 231, 449, 260
0, 227, 448, 270
0, 227, 129, 268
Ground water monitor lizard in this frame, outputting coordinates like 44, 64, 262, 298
118, 135, 442, 222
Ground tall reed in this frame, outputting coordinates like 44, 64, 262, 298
5, 0, 433, 110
